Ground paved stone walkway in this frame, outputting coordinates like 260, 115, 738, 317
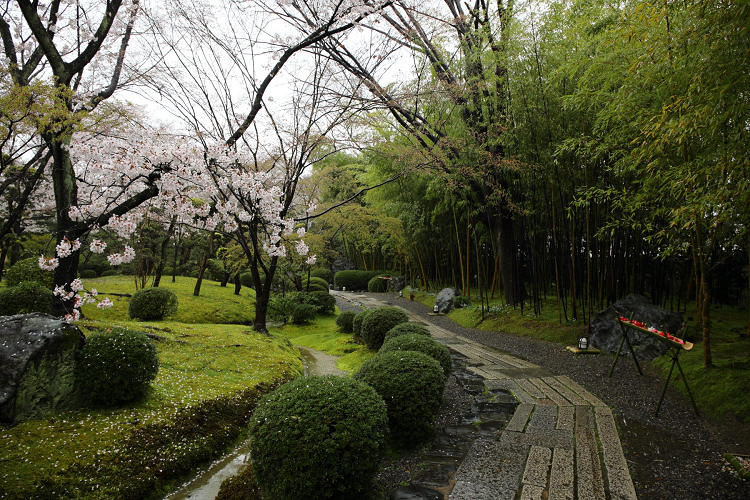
337, 292, 637, 500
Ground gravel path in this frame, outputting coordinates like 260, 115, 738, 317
352, 293, 750, 500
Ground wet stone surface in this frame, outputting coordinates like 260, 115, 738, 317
397, 349, 520, 498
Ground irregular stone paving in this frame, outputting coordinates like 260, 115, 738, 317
340, 293, 637, 500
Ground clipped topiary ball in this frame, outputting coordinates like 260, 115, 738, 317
4, 257, 54, 288
336, 310, 357, 333
360, 306, 409, 350
290, 303, 316, 324
380, 334, 452, 377
367, 275, 390, 293
80, 269, 98, 279
353, 350, 445, 446
352, 309, 372, 336
301, 276, 329, 292
77, 328, 159, 406
249, 375, 389, 500
100, 269, 119, 277
383, 322, 432, 344
128, 287, 178, 320
310, 268, 333, 284
0, 281, 54, 315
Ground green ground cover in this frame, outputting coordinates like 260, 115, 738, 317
270, 310, 375, 374
0, 276, 302, 499
410, 289, 750, 426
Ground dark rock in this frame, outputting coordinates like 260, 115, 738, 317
589, 294, 684, 361
435, 288, 457, 314
390, 485, 443, 500
0, 313, 85, 423
390, 276, 406, 292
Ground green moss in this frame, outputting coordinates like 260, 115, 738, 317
0, 315, 303, 498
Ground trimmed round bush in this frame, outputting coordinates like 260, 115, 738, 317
383, 322, 432, 344
353, 351, 445, 446
367, 274, 391, 292
128, 287, 178, 320
290, 303, 316, 324
249, 375, 389, 500
360, 306, 409, 350
100, 269, 119, 277
76, 328, 159, 406
4, 257, 54, 288
162, 266, 174, 276
336, 310, 357, 333
80, 269, 98, 279
380, 334, 452, 376
352, 309, 372, 337
0, 281, 54, 315
310, 268, 333, 284
302, 276, 329, 291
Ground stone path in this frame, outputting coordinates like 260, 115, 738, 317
337, 292, 637, 500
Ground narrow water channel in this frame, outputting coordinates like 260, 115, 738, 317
163, 346, 343, 500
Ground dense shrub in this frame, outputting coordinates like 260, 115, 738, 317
4, 257, 54, 288
286, 291, 335, 315
249, 375, 389, 500
76, 328, 159, 406
216, 463, 262, 500
367, 274, 393, 292
453, 295, 470, 309
300, 276, 329, 292
162, 266, 174, 276
310, 268, 333, 284
352, 309, 372, 336
268, 295, 296, 323
334, 270, 384, 291
80, 269, 98, 279
380, 334, 452, 376
128, 287, 179, 320
360, 306, 409, 350
290, 303, 316, 324
353, 351, 445, 446
240, 272, 254, 288
100, 269, 119, 277
336, 310, 357, 333
383, 322, 432, 344
0, 281, 54, 315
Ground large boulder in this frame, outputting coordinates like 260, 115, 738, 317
0, 313, 85, 423
589, 294, 684, 361
390, 276, 406, 292
435, 288, 458, 314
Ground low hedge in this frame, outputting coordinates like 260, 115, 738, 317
27, 381, 287, 500
333, 270, 384, 291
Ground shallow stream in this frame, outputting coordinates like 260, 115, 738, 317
163, 346, 342, 500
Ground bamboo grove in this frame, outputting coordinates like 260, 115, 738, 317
307, 0, 749, 368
